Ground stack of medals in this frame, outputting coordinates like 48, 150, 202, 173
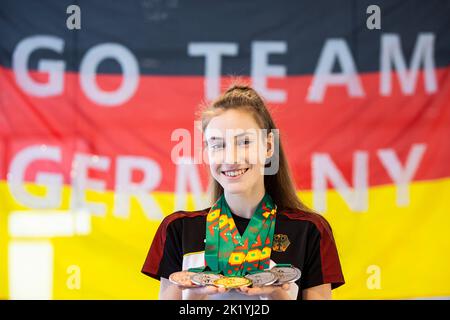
169, 194, 301, 289
168, 264, 301, 288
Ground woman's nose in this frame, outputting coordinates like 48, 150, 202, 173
224, 144, 241, 164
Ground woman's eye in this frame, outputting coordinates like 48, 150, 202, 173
209, 143, 224, 150
238, 138, 251, 146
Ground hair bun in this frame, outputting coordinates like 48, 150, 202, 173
225, 84, 252, 93
224, 84, 259, 100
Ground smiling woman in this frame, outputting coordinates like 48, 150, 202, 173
142, 84, 345, 300
204, 109, 269, 205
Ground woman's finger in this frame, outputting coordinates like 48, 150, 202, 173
281, 283, 290, 290
181, 285, 218, 295
217, 286, 229, 294
244, 286, 266, 296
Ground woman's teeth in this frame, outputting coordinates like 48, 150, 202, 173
222, 168, 248, 177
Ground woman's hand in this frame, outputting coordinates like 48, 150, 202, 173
177, 283, 293, 300
238, 283, 293, 299
180, 285, 230, 299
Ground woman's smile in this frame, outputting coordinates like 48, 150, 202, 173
221, 167, 250, 179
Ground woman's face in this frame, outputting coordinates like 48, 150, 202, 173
204, 108, 273, 195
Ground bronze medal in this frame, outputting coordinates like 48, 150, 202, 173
168, 271, 198, 288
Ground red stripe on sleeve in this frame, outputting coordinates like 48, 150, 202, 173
141, 209, 208, 280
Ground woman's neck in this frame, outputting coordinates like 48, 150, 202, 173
224, 184, 266, 219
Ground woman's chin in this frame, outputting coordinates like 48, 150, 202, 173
222, 184, 247, 195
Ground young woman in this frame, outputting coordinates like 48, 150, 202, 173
142, 84, 344, 300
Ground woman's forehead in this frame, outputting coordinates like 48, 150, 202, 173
205, 109, 260, 132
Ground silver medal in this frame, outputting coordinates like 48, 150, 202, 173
190, 272, 223, 286
245, 271, 277, 287
270, 266, 301, 285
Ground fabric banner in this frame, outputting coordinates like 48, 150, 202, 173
0, 0, 449, 299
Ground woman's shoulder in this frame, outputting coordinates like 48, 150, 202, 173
278, 207, 334, 235
160, 207, 211, 225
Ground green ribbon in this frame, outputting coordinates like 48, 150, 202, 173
187, 266, 215, 273
203, 193, 277, 276
273, 264, 292, 268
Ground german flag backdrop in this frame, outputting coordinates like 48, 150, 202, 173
0, 0, 449, 299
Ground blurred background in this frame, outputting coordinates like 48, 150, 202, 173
0, 0, 449, 299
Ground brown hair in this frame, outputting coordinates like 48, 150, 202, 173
199, 83, 317, 214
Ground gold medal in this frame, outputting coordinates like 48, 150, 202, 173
213, 276, 252, 289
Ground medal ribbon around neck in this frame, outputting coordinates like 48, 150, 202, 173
203, 193, 277, 276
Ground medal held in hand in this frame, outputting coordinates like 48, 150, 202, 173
190, 272, 223, 286
204, 193, 277, 281
270, 265, 302, 285
245, 271, 277, 287
213, 276, 252, 289
168, 271, 199, 288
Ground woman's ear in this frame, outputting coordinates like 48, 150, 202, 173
266, 131, 274, 158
